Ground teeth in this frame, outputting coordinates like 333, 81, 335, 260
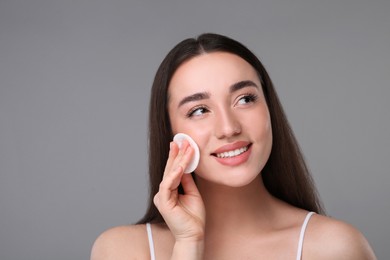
216, 146, 248, 158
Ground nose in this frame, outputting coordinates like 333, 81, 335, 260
214, 108, 242, 139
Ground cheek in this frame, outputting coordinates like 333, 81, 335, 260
259, 116, 272, 140
257, 112, 273, 157
242, 108, 273, 152
183, 123, 211, 151
170, 117, 211, 153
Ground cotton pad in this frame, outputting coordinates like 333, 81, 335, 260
173, 133, 200, 173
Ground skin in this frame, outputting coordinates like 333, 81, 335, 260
91, 52, 376, 259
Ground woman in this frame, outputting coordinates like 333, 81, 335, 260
91, 33, 376, 259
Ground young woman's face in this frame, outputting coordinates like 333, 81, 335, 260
168, 52, 272, 187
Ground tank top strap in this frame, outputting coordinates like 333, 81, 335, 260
296, 212, 315, 260
146, 223, 156, 260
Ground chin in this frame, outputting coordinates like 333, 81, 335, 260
195, 166, 261, 188
221, 173, 261, 188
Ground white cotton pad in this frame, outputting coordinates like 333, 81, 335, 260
173, 133, 200, 173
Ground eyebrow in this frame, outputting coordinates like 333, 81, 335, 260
230, 80, 259, 93
177, 80, 259, 108
178, 92, 210, 108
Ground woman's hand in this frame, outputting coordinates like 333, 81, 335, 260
153, 140, 206, 243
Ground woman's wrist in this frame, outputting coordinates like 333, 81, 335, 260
171, 240, 204, 260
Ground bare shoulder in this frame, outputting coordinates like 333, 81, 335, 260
304, 214, 376, 259
90, 224, 150, 260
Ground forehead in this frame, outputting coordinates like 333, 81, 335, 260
168, 52, 260, 97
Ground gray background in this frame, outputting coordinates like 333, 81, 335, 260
0, 0, 389, 259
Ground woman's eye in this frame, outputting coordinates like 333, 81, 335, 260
187, 107, 208, 117
237, 94, 258, 105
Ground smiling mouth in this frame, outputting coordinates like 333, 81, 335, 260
212, 144, 251, 158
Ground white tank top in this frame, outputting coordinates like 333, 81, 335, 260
146, 211, 315, 260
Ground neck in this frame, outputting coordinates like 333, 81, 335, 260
196, 174, 279, 234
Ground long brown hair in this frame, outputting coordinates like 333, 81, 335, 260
137, 33, 325, 224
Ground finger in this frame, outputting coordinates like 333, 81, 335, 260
163, 140, 190, 180
162, 144, 195, 197
157, 165, 183, 209
172, 140, 192, 171
181, 172, 201, 197
162, 141, 186, 179
163, 142, 179, 175
156, 140, 193, 209
161, 164, 183, 193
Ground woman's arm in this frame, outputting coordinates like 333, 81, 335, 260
153, 140, 206, 259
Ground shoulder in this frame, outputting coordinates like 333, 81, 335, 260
90, 224, 150, 260
304, 214, 376, 259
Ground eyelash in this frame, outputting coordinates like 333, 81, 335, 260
186, 93, 259, 118
186, 106, 209, 118
237, 93, 258, 105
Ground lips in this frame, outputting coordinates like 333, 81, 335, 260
211, 141, 252, 166
211, 141, 251, 156
215, 145, 249, 158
